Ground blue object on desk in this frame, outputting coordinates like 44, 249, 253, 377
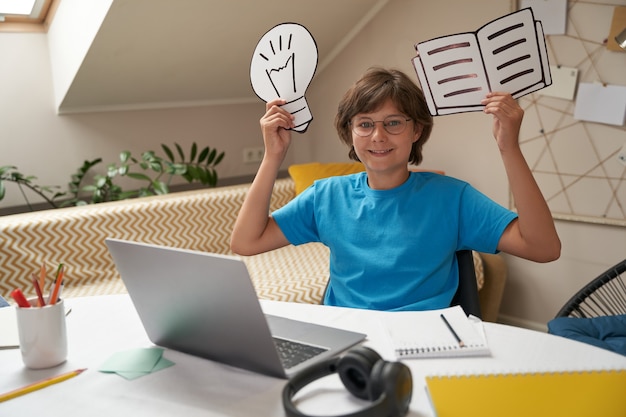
548, 314, 626, 356
0, 295, 9, 308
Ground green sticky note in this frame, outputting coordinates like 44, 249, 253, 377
115, 357, 175, 380
99, 347, 175, 379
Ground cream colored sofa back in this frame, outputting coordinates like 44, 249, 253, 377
0, 178, 296, 299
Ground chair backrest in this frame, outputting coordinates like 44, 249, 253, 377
451, 250, 482, 319
555, 259, 626, 318
319, 250, 482, 318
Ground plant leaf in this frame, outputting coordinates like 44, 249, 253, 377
169, 163, 187, 175
190, 142, 197, 162
214, 151, 225, 166
96, 176, 108, 187
162, 144, 175, 161
127, 172, 152, 181
153, 180, 169, 194
118, 190, 139, 200
207, 148, 216, 164
118, 165, 129, 175
198, 147, 209, 163
0, 165, 17, 175
209, 168, 218, 185
137, 188, 154, 197
120, 151, 131, 163
175, 143, 185, 161
150, 161, 163, 172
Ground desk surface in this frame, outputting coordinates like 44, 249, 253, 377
1, 295, 625, 416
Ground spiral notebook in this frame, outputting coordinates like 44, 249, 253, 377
381, 305, 490, 359
426, 369, 626, 417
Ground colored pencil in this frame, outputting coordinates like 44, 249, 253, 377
31, 273, 46, 307
0, 368, 86, 402
38, 262, 46, 293
49, 264, 64, 305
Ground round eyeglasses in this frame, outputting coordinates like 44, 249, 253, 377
350, 116, 412, 137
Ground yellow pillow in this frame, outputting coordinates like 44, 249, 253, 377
288, 162, 366, 195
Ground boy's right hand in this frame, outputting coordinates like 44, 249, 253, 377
260, 99, 295, 161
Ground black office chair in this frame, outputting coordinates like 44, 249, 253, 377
554, 259, 626, 319
451, 250, 482, 319
320, 250, 482, 318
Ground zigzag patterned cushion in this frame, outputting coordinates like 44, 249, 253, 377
243, 243, 330, 304
0, 179, 300, 300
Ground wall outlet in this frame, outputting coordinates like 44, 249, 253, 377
243, 146, 264, 164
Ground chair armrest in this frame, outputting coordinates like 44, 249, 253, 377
477, 253, 508, 322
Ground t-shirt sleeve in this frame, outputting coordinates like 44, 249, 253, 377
272, 183, 321, 245
457, 184, 518, 254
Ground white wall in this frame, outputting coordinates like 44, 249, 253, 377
47, 0, 113, 109
1, 0, 624, 330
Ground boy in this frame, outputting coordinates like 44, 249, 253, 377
231, 67, 560, 311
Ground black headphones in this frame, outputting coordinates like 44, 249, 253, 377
282, 346, 413, 417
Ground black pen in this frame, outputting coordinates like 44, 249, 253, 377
440, 314, 465, 347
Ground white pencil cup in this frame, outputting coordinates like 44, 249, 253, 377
16, 298, 68, 369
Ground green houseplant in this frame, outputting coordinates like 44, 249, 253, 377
0, 142, 225, 211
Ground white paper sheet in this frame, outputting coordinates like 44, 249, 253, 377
539, 65, 578, 100
574, 83, 626, 126
519, 0, 567, 35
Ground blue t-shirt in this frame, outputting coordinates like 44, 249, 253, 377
273, 172, 517, 311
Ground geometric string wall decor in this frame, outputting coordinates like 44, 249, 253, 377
515, 0, 626, 226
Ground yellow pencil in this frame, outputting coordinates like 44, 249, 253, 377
0, 368, 86, 402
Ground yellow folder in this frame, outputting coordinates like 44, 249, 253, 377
426, 370, 626, 417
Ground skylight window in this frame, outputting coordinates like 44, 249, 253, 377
0, 0, 37, 18
0, 0, 55, 31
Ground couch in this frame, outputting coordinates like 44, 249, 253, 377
0, 176, 508, 321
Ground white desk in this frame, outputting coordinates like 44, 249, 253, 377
1, 294, 625, 416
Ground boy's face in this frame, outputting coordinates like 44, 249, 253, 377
351, 99, 421, 177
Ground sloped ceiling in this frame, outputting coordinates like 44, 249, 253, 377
58, 0, 387, 113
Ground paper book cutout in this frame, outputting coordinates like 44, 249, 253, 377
250, 22, 318, 133
412, 8, 552, 116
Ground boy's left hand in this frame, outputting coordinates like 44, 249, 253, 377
481, 92, 524, 152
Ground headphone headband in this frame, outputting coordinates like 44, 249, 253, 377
282, 347, 412, 417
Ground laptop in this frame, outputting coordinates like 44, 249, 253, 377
105, 238, 365, 379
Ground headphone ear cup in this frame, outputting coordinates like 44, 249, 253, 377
369, 360, 413, 417
337, 346, 383, 400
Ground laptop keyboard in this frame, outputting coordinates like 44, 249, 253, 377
273, 337, 328, 369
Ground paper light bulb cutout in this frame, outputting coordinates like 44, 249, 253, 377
250, 23, 318, 133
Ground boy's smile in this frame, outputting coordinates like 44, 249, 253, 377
352, 99, 420, 189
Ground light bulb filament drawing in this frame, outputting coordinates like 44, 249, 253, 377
262, 49, 296, 97
251, 23, 318, 133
